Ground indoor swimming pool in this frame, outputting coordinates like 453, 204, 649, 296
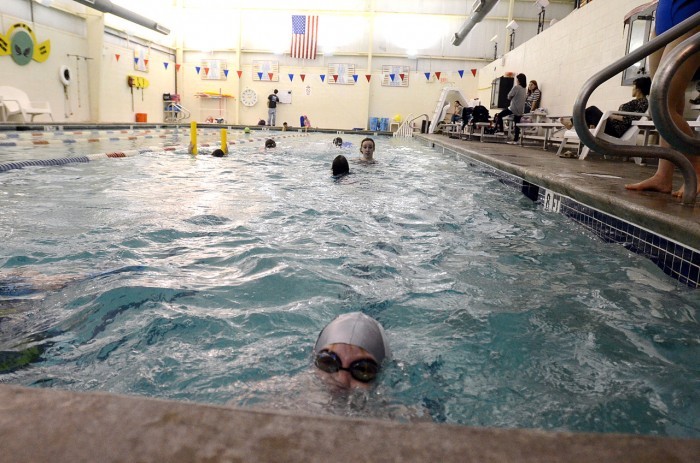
0, 131, 698, 437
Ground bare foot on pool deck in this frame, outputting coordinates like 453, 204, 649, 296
624, 176, 673, 194
671, 184, 700, 198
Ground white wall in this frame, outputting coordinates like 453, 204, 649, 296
479, 0, 652, 117
0, 10, 91, 123
3, 1, 663, 128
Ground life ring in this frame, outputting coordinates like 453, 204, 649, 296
60, 65, 71, 86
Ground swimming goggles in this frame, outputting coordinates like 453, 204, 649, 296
314, 350, 379, 383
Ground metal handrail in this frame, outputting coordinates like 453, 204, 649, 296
408, 113, 430, 124
394, 113, 415, 138
573, 11, 700, 204
650, 32, 700, 156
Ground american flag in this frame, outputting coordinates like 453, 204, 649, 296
291, 15, 318, 60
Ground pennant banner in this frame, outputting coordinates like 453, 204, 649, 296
195, 66, 201, 74
352, 74, 358, 82
424, 72, 431, 80
435, 72, 441, 79
389, 73, 395, 81
365, 74, 371, 82
458, 70, 464, 78
237, 70, 242, 78
471, 68, 477, 77
115, 54, 120, 62
175, 64, 181, 72
224, 69, 229, 77
163, 62, 169, 70
257, 72, 263, 80
320, 74, 325, 82
289, 73, 294, 81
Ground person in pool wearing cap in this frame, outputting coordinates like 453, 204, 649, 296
313, 312, 390, 389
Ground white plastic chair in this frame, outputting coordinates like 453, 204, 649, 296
556, 111, 646, 164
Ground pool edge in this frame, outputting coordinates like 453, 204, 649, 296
1, 384, 698, 462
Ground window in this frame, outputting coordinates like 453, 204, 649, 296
622, 5, 655, 86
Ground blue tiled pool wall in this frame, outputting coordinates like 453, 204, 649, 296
428, 141, 700, 288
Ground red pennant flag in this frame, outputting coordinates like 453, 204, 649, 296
399, 73, 405, 81
115, 54, 120, 62
175, 64, 181, 72
333, 74, 338, 82
300, 74, 306, 82
144, 59, 149, 66
365, 74, 372, 82
268, 72, 274, 80
435, 72, 441, 80
471, 68, 477, 77
203, 67, 210, 75
237, 70, 242, 78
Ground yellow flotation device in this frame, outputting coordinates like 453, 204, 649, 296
127, 75, 149, 89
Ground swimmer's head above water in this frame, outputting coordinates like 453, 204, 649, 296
313, 312, 390, 388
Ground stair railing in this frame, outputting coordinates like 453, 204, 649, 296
393, 113, 414, 137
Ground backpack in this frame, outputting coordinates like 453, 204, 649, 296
471, 105, 490, 123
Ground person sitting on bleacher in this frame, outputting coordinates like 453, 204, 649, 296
450, 101, 464, 124
469, 104, 490, 129
460, 106, 474, 130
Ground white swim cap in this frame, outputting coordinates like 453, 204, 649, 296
313, 312, 391, 363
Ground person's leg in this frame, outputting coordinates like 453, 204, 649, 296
584, 106, 604, 128
513, 114, 522, 141
626, 27, 700, 194
496, 109, 511, 132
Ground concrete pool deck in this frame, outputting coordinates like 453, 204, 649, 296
1, 127, 699, 461
1, 384, 699, 462
418, 134, 700, 251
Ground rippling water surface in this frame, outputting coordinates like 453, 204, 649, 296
1, 133, 699, 437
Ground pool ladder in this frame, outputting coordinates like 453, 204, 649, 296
573, 11, 700, 204
393, 113, 430, 138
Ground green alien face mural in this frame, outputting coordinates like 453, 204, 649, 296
11, 29, 34, 65
0, 23, 51, 64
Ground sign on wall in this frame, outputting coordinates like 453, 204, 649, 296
133, 46, 149, 72
327, 63, 355, 85
201, 59, 228, 80
253, 60, 279, 82
381, 65, 409, 87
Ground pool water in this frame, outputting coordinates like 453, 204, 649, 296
0, 132, 698, 437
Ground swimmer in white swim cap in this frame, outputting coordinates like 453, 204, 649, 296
313, 312, 390, 388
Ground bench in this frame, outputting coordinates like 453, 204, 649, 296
0, 86, 53, 122
517, 122, 565, 150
